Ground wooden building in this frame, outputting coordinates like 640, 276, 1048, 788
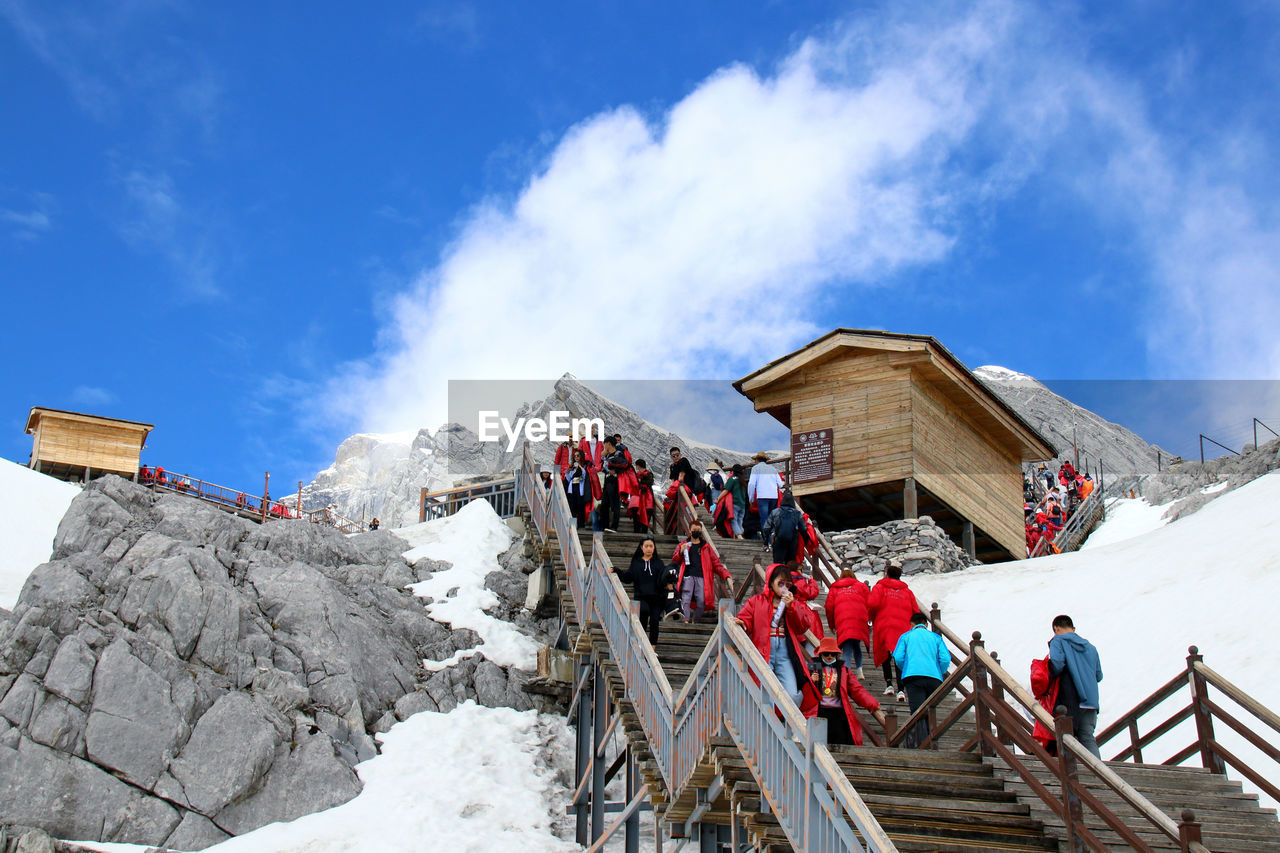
734, 330, 1055, 562
25, 407, 154, 483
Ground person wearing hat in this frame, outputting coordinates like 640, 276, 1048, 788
747, 452, 783, 548
809, 636, 886, 745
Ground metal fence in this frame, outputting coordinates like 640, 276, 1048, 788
421, 477, 520, 522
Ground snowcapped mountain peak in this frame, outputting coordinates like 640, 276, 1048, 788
974, 365, 1038, 383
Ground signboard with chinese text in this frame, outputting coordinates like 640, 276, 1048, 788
790, 429, 833, 484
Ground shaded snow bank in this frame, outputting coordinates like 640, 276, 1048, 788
0, 456, 80, 608
914, 469, 1280, 805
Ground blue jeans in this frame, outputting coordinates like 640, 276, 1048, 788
758, 498, 778, 546
1074, 709, 1101, 759
770, 636, 801, 706
840, 639, 863, 670
731, 503, 744, 536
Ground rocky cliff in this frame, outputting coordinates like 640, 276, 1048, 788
0, 477, 552, 849
973, 366, 1166, 478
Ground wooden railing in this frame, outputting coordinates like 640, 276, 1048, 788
887, 618, 1214, 852
1096, 646, 1280, 806
519, 443, 898, 852
141, 468, 365, 533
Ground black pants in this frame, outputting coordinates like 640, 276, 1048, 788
567, 493, 589, 528
882, 658, 900, 691
638, 596, 664, 645
902, 675, 942, 748
601, 476, 620, 530
818, 705, 854, 746
771, 534, 796, 565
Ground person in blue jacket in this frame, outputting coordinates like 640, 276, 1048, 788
893, 612, 951, 747
1048, 614, 1104, 758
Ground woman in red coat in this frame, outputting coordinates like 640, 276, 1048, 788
868, 566, 922, 699
734, 564, 822, 713
825, 569, 871, 678
671, 521, 734, 622
809, 637, 886, 744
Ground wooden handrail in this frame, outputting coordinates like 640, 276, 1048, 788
1096, 666, 1190, 751
1193, 660, 1280, 737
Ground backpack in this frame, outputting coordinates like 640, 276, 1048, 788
710, 471, 724, 490
774, 507, 800, 540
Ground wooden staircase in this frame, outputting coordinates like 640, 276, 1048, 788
521, 472, 1280, 852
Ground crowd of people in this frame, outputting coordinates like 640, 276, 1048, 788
1024, 459, 1096, 556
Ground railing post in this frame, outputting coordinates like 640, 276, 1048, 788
991, 652, 1012, 748
805, 716, 826, 849
929, 602, 942, 634
1055, 708, 1085, 853
1178, 809, 1203, 853
970, 632, 994, 757
1187, 645, 1226, 774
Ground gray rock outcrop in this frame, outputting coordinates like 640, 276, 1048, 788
828, 516, 980, 576
1137, 436, 1280, 521
0, 476, 554, 849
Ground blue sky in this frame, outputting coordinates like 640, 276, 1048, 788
3, 1, 1279, 491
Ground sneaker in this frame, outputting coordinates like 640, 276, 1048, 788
882, 685, 895, 696
856, 666, 865, 680
896, 690, 907, 703
603, 528, 617, 533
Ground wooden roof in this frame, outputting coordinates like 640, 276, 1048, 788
733, 329, 1055, 463
26, 407, 154, 437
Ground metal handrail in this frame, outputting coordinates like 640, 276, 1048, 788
1030, 485, 1104, 557
519, 443, 897, 851
421, 476, 519, 522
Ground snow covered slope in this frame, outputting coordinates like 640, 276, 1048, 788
0, 457, 80, 609
913, 469, 1280, 803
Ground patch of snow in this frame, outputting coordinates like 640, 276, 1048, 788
70, 703, 576, 853
1200, 480, 1229, 494
913, 469, 1280, 807
1078, 497, 1173, 550
0, 457, 81, 608
397, 500, 540, 669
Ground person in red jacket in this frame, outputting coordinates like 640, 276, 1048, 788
868, 565, 922, 700
734, 564, 822, 711
825, 569, 871, 679
809, 637, 886, 744
788, 566, 820, 603
712, 488, 735, 538
671, 521, 734, 622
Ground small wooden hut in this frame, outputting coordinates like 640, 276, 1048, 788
25, 407, 154, 483
733, 330, 1054, 562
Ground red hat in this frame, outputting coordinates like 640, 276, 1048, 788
816, 637, 840, 657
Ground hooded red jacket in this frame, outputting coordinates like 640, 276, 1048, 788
736, 590, 823, 716
824, 577, 871, 646
868, 577, 923, 667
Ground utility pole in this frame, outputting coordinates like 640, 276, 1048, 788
1072, 415, 1079, 471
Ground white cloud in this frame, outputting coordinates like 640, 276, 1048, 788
328, 1, 1280, 437
118, 168, 220, 298
70, 385, 116, 407
329, 3, 1027, 434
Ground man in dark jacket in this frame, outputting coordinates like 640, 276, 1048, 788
1048, 614, 1104, 758
763, 493, 804, 564
600, 438, 629, 532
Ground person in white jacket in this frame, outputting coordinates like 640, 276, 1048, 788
747, 452, 783, 547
